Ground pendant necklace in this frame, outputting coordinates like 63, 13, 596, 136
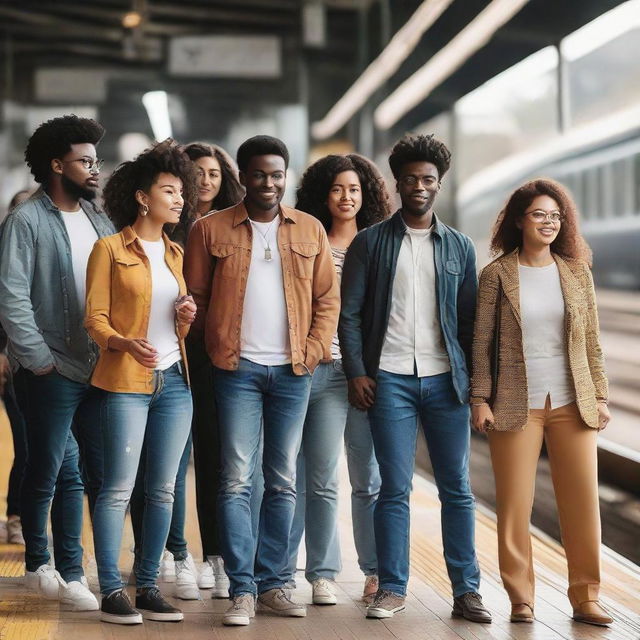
250, 216, 278, 262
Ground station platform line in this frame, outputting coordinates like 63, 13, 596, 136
1, 407, 639, 639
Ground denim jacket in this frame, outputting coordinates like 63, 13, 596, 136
338, 210, 478, 404
0, 189, 115, 383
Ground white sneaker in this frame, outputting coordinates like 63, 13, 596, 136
198, 559, 215, 589
25, 564, 66, 600
311, 578, 337, 605
174, 553, 200, 600
209, 555, 230, 599
159, 550, 175, 583
60, 576, 99, 611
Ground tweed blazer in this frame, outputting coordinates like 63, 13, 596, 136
470, 249, 608, 431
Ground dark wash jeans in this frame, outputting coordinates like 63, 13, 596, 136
368, 371, 480, 597
2, 369, 27, 517
21, 369, 103, 582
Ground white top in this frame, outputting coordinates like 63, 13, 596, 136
379, 225, 450, 377
139, 239, 181, 371
60, 208, 98, 312
330, 247, 347, 360
240, 217, 291, 366
519, 261, 575, 409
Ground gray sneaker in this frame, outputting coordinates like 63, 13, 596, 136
258, 588, 307, 617
366, 589, 406, 619
223, 594, 255, 626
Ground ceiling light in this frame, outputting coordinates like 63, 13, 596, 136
122, 11, 142, 29
374, 0, 531, 130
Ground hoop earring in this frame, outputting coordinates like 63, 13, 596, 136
141, 204, 148, 217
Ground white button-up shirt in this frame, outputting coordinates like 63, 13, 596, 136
379, 224, 451, 377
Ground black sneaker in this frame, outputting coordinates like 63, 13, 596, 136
100, 588, 143, 625
135, 586, 184, 622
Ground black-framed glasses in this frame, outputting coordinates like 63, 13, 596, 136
399, 175, 438, 187
62, 157, 104, 173
524, 209, 564, 223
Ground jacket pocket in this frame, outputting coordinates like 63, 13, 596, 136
114, 257, 143, 267
211, 243, 240, 278
289, 243, 319, 279
445, 259, 461, 276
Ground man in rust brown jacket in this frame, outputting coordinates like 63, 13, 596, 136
184, 135, 339, 626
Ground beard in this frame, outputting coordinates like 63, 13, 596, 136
61, 174, 97, 201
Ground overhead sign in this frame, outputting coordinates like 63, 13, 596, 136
168, 35, 281, 78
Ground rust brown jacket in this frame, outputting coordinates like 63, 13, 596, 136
471, 249, 608, 431
85, 226, 190, 393
184, 201, 340, 376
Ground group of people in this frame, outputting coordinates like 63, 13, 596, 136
0, 113, 612, 629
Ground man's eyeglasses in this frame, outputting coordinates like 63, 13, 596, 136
399, 175, 438, 187
62, 157, 104, 173
524, 209, 564, 223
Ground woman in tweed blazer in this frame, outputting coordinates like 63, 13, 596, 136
470, 179, 612, 627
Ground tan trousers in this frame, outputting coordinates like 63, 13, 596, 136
488, 399, 601, 608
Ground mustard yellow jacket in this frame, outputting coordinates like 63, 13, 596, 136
85, 226, 190, 393
471, 249, 608, 431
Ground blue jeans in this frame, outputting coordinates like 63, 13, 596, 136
213, 358, 312, 597
287, 361, 348, 582
21, 370, 103, 582
92, 364, 192, 595
130, 432, 192, 562
368, 371, 480, 597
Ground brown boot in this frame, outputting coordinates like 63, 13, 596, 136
510, 603, 534, 623
573, 600, 613, 626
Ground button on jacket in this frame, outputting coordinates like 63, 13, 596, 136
0, 189, 114, 382
339, 210, 478, 404
184, 201, 340, 376
470, 249, 608, 431
85, 225, 190, 393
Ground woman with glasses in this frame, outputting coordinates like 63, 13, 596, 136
288, 154, 390, 605
470, 178, 612, 627
85, 139, 197, 624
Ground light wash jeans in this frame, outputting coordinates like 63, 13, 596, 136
287, 360, 380, 583
92, 363, 192, 595
368, 370, 480, 597
213, 358, 312, 597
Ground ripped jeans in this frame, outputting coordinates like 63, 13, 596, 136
92, 363, 192, 595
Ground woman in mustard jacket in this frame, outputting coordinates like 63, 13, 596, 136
471, 178, 612, 627
85, 140, 197, 625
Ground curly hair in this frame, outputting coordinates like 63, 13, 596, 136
490, 178, 592, 265
102, 139, 197, 232
183, 142, 244, 210
296, 154, 390, 231
236, 135, 289, 172
388, 133, 451, 180
24, 114, 105, 185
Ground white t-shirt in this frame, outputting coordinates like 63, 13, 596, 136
330, 247, 347, 360
240, 217, 291, 365
379, 226, 450, 376
139, 238, 181, 371
519, 261, 575, 409
60, 208, 98, 312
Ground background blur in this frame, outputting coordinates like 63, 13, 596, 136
0, 0, 638, 562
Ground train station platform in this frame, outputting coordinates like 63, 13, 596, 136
1, 407, 639, 640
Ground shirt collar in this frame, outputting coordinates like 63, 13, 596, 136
393, 208, 442, 236
232, 200, 295, 228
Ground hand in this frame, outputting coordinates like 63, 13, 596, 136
348, 376, 377, 411
33, 364, 55, 376
597, 401, 611, 431
0, 353, 9, 395
175, 295, 197, 325
471, 403, 495, 434
126, 338, 159, 369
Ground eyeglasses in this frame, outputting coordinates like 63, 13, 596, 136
524, 209, 564, 223
62, 157, 104, 173
399, 175, 438, 187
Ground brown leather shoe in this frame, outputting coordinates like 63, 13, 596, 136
510, 603, 534, 623
573, 600, 613, 626
452, 592, 492, 623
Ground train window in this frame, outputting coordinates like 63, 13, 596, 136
583, 167, 598, 220
611, 157, 633, 218
634, 153, 640, 216
600, 165, 613, 219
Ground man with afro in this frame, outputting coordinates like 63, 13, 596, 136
0, 115, 114, 610
340, 134, 491, 623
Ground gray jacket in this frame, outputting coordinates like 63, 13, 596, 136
0, 188, 114, 383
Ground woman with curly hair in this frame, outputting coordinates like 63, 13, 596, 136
471, 178, 612, 626
287, 153, 390, 605
85, 139, 198, 624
